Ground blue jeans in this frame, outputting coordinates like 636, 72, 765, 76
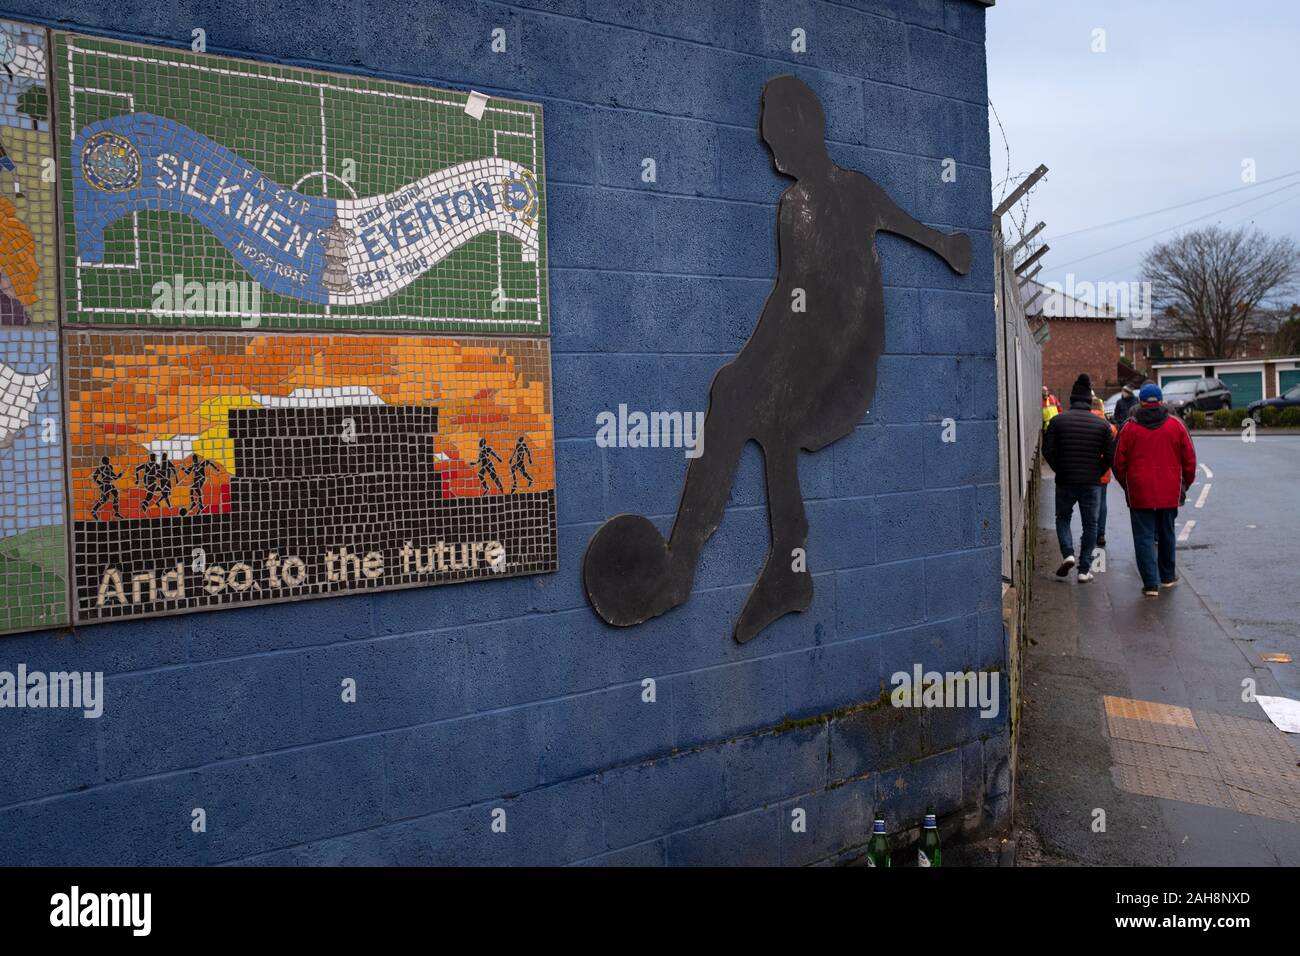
1129, 508, 1178, 590
1097, 483, 1108, 540
1055, 483, 1101, 572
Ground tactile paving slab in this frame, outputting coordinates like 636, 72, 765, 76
1112, 763, 1235, 810
1106, 714, 1210, 752
1104, 695, 1300, 825
1104, 695, 1197, 727
1108, 737, 1221, 780
1227, 786, 1300, 824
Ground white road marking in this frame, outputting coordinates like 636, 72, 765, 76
1199, 463, 1213, 479
1178, 520, 1196, 542
1194, 483, 1212, 508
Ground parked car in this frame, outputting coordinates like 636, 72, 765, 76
1247, 383, 1300, 421
1160, 377, 1232, 417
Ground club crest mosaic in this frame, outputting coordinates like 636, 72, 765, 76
0, 19, 558, 634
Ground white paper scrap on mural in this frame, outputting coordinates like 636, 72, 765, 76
464, 90, 489, 119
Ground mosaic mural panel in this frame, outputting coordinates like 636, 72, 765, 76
65, 330, 556, 622
0, 21, 66, 634
55, 33, 548, 334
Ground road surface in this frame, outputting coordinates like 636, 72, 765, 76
1175, 434, 1300, 698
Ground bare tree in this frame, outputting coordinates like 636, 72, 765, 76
1141, 226, 1299, 358
1275, 307, 1300, 356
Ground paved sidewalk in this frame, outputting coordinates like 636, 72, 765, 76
1015, 471, 1300, 866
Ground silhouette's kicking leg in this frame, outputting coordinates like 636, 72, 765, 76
663, 402, 748, 585
734, 441, 812, 643
585, 362, 750, 626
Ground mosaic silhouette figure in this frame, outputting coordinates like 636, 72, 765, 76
156, 452, 179, 509
476, 437, 504, 494
584, 75, 972, 644
133, 452, 160, 513
181, 453, 219, 515
90, 456, 124, 520
509, 436, 533, 493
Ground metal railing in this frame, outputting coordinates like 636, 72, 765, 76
994, 233, 1044, 584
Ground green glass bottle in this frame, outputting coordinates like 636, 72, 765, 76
918, 807, 941, 867
866, 816, 890, 867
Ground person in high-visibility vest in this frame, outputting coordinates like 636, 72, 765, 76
1042, 386, 1061, 428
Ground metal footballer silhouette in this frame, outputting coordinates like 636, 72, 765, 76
584, 75, 972, 644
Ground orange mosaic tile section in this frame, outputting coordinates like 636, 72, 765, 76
67, 333, 555, 520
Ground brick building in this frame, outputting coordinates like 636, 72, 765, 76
1021, 277, 1120, 402
1117, 314, 1277, 378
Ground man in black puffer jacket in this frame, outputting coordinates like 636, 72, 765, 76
1042, 374, 1116, 583
1113, 383, 1138, 424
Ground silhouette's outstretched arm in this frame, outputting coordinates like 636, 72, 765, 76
871, 181, 971, 275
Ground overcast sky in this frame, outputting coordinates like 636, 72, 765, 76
986, 0, 1300, 303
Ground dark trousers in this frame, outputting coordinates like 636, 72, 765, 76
1129, 508, 1178, 590
1055, 483, 1101, 572
1098, 483, 1108, 540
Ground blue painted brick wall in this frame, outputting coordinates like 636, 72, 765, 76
0, 0, 1006, 866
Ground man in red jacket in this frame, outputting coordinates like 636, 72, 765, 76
1112, 383, 1197, 596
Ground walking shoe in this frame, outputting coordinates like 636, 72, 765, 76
1160, 577, 1179, 588
1077, 571, 1094, 583
1142, 587, 1159, 597
1055, 555, 1076, 579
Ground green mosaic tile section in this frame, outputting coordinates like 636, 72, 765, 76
55, 33, 548, 334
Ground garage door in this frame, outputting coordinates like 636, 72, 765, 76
1219, 371, 1263, 407
1279, 369, 1300, 393
1159, 374, 1199, 387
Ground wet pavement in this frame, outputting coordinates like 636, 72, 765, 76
1016, 434, 1300, 866
1175, 434, 1300, 699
